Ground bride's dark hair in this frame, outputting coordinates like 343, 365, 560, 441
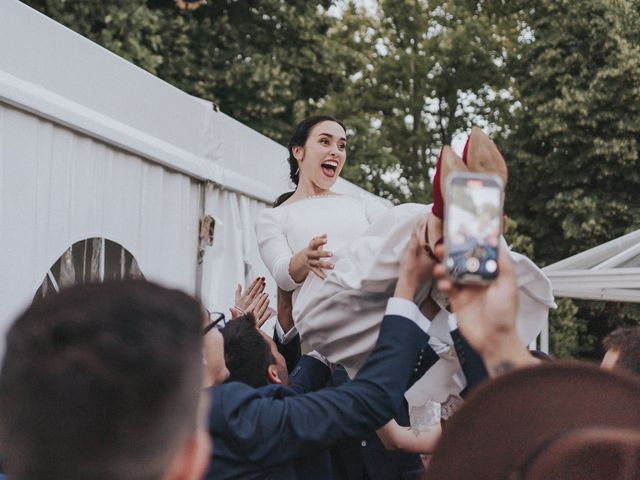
273, 115, 346, 207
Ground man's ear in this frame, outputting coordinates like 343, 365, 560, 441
162, 429, 212, 480
267, 364, 283, 385
292, 145, 304, 161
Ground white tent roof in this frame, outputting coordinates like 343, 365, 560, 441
542, 229, 640, 302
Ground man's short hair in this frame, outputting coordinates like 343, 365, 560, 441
603, 326, 640, 376
222, 313, 274, 388
0, 280, 204, 480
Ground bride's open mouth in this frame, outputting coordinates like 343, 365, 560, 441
321, 160, 338, 178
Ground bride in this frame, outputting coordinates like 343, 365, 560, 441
256, 115, 555, 382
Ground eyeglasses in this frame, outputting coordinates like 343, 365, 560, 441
203, 311, 226, 335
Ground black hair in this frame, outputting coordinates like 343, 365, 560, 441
603, 327, 640, 376
0, 280, 204, 480
274, 115, 346, 207
222, 313, 275, 388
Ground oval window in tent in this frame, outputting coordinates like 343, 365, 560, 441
33, 238, 143, 303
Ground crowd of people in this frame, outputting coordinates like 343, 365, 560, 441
1, 117, 640, 479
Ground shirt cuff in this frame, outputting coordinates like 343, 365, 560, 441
306, 350, 332, 368
275, 319, 298, 344
274, 258, 303, 292
447, 313, 458, 332
385, 297, 431, 334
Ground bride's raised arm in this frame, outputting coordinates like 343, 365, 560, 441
256, 209, 334, 290
255, 208, 301, 292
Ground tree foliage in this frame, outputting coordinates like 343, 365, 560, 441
504, 0, 640, 358
506, 0, 640, 262
325, 0, 520, 204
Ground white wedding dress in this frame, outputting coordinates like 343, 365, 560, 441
256, 194, 556, 379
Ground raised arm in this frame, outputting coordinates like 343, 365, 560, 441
210, 307, 430, 466
255, 209, 334, 289
376, 419, 441, 454
229, 277, 272, 327
210, 231, 436, 466
434, 246, 539, 377
255, 209, 301, 291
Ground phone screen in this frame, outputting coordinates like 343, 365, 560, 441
445, 173, 503, 283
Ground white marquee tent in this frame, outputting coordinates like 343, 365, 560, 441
543, 229, 640, 303
0, 0, 380, 356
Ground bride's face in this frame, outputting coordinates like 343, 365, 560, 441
294, 120, 347, 191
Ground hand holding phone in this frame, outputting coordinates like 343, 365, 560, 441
444, 172, 504, 284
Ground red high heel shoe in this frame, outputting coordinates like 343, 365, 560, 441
463, 127, 508, 185
426, 146, 466, 258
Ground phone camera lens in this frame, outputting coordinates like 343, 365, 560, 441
466, 257, 480, 273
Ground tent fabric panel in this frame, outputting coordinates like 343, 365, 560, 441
1, 68, 304, 205
543, 229, 640, 272
200, 185, 275, 314
0, 0, 209, 158
551, 289, 640, 303
593, 242, 640, 270
211, 113, 290, 195
545, 269, 640, 289
0, 105, 200, 356
543, 229, 640, 303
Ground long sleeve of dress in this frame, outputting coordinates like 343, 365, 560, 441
361, 194, 390, 224
255, 208, 302, 292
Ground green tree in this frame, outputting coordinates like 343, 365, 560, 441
324, 0, 521, 204
504, 0, 640, 358
154, 0, 359, 143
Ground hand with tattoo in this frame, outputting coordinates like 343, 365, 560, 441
434, 246, 538, 377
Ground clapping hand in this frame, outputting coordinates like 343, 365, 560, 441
246, 289, 272, 328
230, 277, 273, 327
230, 277, 265, 317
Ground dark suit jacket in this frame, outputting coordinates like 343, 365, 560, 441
277, 335, 434, 480
450, 328, 488, 395
206, 314, 430, 480
327, 366, 425, 480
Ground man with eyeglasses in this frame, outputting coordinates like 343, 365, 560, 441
202, 311, 231, 389
202, 232, 439, 479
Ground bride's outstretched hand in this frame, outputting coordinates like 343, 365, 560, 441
289, 234, 334, 282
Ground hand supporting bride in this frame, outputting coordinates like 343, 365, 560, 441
288, 233, 334, 282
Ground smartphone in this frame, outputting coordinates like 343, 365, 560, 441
444, 172, 504, 284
